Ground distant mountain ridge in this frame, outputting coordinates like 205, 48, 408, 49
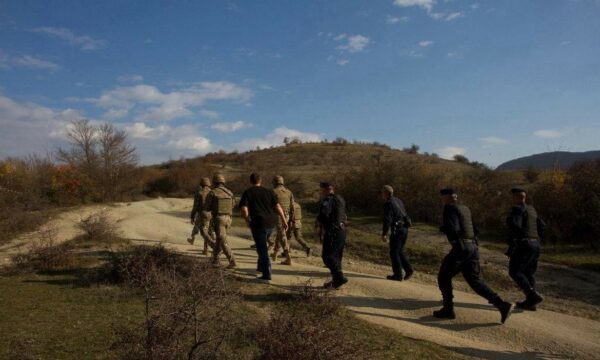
496, 151, 600, 171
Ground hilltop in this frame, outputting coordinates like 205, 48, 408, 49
148, 142, 480, 198
497, 150, 600, 171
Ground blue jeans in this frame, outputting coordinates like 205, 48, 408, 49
252, 228, 273, 279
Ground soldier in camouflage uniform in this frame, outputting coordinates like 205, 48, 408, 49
271, 175, 294, 265
188, 177, 216, 255
287, 200, 312, 257
204, 174, 237, 269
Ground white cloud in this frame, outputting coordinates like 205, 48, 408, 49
0, 51, 60, 71
94, 81, 253, 121
428, 11, 464, 21
233, 127, 322, 151
533, 129, 563, 139
419, 40, 433, 47
437, 146, 466, 160
393, 0, 465, 21
336, 58, 350, 66
33, 27, 107, 51
200, 109, 219, 119
0, 93, 83, 157
386, 15, 409, 24
447, 51, 462, 58
211, 121, 252, 133
124, 122, 170, 140
117, 74, 144, 83
336, 35, 370, 53
333, 33, 347, 41
479, 136, 509, 146
393, 0, 435, 11
445, 12, 465, 21
120, 122, 212, 162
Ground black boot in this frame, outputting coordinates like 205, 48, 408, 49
517, 291, 543, 311
516, 300, 536, 311
496, 301, 512, 324
433, 302, 456, 319
528, 291, 544, 306
386, 274, 402, 281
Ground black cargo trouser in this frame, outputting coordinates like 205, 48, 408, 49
509, 239, 540, 295
389, 226, 413, 276
322, 227, 346, 283
438, 241, 502, 306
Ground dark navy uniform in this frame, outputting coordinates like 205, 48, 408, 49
318, 193, 348, 288
383, 197, 413, 279
438, 203, 504, 308
506, 203, 544, 299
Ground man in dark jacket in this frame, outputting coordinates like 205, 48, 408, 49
381, 185, 414, 281
435, 188, 512, 324
317, 182, 348, 289
506, 188, 545, 310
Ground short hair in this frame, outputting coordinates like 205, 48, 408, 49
382, 185, 394, 195
320, 182, 334, 189
250, 173, 262, 185
440, 188, 456, 196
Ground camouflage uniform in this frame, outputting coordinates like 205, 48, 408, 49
287, 201, 312, 256
204, 174, 237, 268
272, 176, 293, 265
188, 178, 216, 254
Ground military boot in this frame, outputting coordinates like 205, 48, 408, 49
187, 236, 195, 245
280, 252, 292, 265
306, 247, 312, 257
271, 252, 278, 262
433, 302, 456, 319
496, 301, 512, 324
227, 260, 237, 269
201, 243, 208, 255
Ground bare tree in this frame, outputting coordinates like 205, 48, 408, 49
56, 119, 98, 175
97, 123, 138, 201
56, 119, 139, 202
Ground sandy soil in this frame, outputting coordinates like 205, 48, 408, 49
2, 198, 599, 359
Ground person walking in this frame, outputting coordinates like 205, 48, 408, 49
239, 173, 289, 282
435, 188, 512, 323
381, 185, 414, 281
506, 188, 545, 310
188, 177, 216, 255
204, 174, 237, 269
317, 182, 348, 289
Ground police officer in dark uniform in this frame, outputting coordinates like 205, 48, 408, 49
435, 188, 512, 323
317, 182, 348, 289
381, 185, 414, 281
506, 188, 545, 310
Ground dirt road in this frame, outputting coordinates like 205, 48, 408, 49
3, 198, 599, 359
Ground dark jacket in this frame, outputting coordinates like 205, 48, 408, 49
382, 197, 410, 236
317, 193, 346, 230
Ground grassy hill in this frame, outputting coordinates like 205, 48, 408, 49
147, 142, 509, 200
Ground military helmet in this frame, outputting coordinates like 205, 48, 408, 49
200, 177, 211, 186
213, 173, 226, 185
273, 175, 284, 186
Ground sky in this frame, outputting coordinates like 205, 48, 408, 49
1, 0, 599, 167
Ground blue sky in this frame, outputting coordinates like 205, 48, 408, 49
1, 0, 599, 166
